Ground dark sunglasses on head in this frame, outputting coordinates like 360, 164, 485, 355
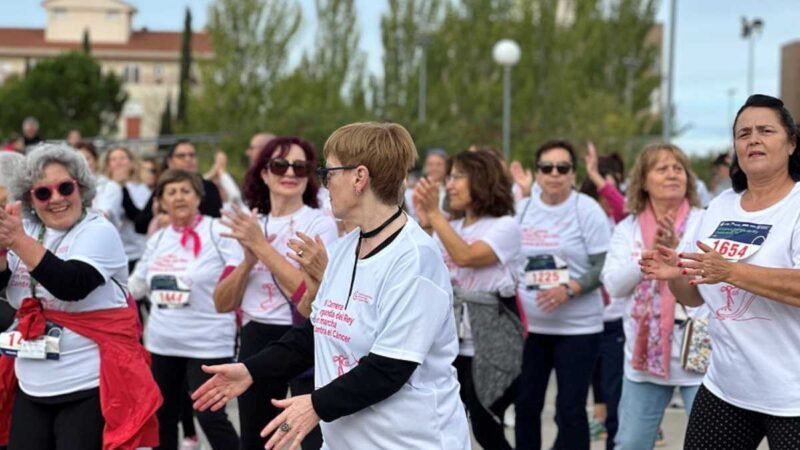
265, 158, 312, 178
537, 162, 573, 175
31, 180, 78, 202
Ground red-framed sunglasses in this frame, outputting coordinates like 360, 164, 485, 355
30, 180, 79, 202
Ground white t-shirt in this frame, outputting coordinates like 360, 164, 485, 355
601, 209, 706, 386
693, 184, 800, 415
311, 220, 469, 450
5, 212, 129, 397
92, 175, 123, 228
516, 191, 610, 335
120, 182, 150, 262
132, 216, 240, 359
434, 216, 521, 356
232, 206, 338, 326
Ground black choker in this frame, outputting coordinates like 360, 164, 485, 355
360, 207, 403, 238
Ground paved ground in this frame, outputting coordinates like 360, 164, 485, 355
191, 377, 768, 450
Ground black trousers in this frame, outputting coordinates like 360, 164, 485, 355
685, 384, 800, 450
590, 318, 624, 450
151, 354, 239, 450
454, 355, 515, 450
516, 332, 601, 450
238, 321, 322, 450
8, 388, 103, 450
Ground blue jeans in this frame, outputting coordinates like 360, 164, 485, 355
614, 377, 699, 450
515, 332, 601, 450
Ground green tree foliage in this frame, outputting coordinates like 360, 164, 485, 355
159, 95, 174, 136
177, 7, 192, 126
0, 52, 126, 138
188, 0, 301, 171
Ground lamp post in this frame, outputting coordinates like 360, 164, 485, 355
493, 39, 521, 161
741, 17, 763, 95
416, 31, 432, 124
662, 0, 677, 143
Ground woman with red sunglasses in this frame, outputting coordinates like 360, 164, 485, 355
213, 136, 338, 450
0, 143, 160, 450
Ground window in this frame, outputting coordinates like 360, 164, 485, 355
123, 64, 139, 84
106, 9, 121, 21
154, 65, 164, 84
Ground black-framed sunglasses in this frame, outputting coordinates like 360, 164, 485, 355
537, 162, 573, 175
265, 158, 313, 178
31, 180, 79, 202
316, 166, 357, 188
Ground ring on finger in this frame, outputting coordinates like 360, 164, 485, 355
297, 250, 304, 258
279, 422, 291, 432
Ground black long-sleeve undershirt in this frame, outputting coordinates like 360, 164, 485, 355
242, 318, 419, 423
0, 251, 105, 301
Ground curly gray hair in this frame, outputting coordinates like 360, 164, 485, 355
0, 152, 24, 190
10, 143, 97, 219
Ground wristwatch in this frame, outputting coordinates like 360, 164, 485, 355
562, 283, 575, 299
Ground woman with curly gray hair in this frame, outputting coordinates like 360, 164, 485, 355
0, 143, 160, 450
0, 152, 24, 331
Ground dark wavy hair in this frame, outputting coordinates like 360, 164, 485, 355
447, 150, 515, 219
535, 139, 577, 169
731, 94, 800, 193
243, 136, 320, 214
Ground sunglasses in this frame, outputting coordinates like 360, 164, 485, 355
265, 158, 312, 178
316, 166, 357, 188
537, 162, 573, 175
31, 180, 78, 202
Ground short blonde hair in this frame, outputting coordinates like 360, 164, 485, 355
626, 143, 700, 214
323, 122, 418, 205
101, 146, 141, 182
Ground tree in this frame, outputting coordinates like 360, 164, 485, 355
82, 28, 91, 54
177, 7, 192, 126
159, 94, 173, 136
188, 0, 302, 162
0, 52, 127, 138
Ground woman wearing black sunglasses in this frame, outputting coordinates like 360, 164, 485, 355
0, 143, 160, 450
213, 136, 338, 450
515, 140, 611, 450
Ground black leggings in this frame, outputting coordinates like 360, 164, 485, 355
685, 384, 800, 450
238, 321, 322, 450
151, 354, 239, 450
454, 355, 515, 450
8, 388, 103, 450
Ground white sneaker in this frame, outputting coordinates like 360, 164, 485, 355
179, 436, 201, 450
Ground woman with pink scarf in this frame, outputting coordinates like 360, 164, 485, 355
600, 144, 706, 449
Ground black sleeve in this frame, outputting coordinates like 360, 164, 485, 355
29, 251, 105, 301
133, 194, 155, 234
310, 353, 418, 422
121, 185, 142, 222
0, 267, 11, 290
242, 319, 314, 382
200, 180, 223, 218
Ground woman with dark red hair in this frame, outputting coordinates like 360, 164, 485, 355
213, 136, 338, 450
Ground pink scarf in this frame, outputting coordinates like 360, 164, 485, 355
630, 199, 689, 378
173, 214, 203, 257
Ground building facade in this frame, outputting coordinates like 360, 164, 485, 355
0, 0, 212, 139
781, 41, 800, 121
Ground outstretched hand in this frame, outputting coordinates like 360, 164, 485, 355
677, 241, 734, 285
261, 395, 321, 450
640, 244, 682, 281
191, 363, 253, 412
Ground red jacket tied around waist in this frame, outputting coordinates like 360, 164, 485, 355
0, 298, 162, 449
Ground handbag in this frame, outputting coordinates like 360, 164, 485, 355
679, 306, 712, 374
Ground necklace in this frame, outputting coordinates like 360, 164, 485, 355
345, 207, 403, 309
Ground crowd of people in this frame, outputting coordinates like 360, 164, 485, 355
0, 93, 798, 450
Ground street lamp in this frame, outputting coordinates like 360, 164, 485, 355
416, 31, 432, 124
741, 17, 764, 95
493, 39, 521, 161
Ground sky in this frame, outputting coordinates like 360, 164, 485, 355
1, 0, 799, 155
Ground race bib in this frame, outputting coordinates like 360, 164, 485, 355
525, 254, 570, 290
0, 319, 63, 360
701, 221, 771, 262
151, 274, 191, 309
